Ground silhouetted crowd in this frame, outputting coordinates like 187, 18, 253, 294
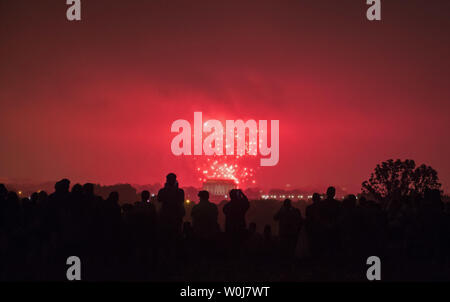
1, 173, 450, 281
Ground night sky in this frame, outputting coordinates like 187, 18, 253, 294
0, 0, 449, 193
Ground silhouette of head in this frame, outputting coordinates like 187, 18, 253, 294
83, 183, 94, 196
55, 178, 70, 193
166, 173, 177, 186
283, 199, 292, 208
71, 184, 83, 195
198, 190, 209, 202
326, 186, 336, 199
229, 189, 239, 200
312, 193, 321, 203
0, 184, 7, 197
108, 191, 119, 204
141, 190, 150, 202
7, 191, 18, 203
30, 192, 39, 204
38, 190, 48, 203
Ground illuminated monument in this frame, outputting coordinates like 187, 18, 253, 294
202, 178, 237, 198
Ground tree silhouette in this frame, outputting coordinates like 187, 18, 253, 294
362, 159, 441, 200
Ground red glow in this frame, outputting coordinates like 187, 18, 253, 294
0, 1, 449, 193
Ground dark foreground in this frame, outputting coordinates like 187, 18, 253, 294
1, 178, 449, 281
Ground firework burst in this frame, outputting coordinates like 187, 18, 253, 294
195, 156, 258, 187
191, 117, 266, 187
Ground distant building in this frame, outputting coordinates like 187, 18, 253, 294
202, 179, 236, 198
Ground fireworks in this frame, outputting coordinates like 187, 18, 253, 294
195, 156, 257, 187
193, 115, 263, 187
170, 112, 278, 186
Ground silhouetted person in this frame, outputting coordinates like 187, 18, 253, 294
135, 190, 157, 246
320, 187, 341, 224
274, 199, 303, 256
3, 191, 21, 232
125, 191, 157, 276
0, 184, 6, 233
0, 184, 7, 199
305, 193, 323, 256
338, 194, 361, 259
191, 191, 219, 240
104, 191, 122, 237
141, 190, 150, 203
139, 190, 157, 237
62, 183, 87, 249
318, 187, 341, 257
137, 190, 157, 233
24, 192, 38, 230
157, 173, 185, 237
46, 178, 71, 238
223, 189, 249, 243
306, 193, 321, 219
3, 170, 450, 282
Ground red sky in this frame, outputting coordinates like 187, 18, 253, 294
0, 0, 449, 193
